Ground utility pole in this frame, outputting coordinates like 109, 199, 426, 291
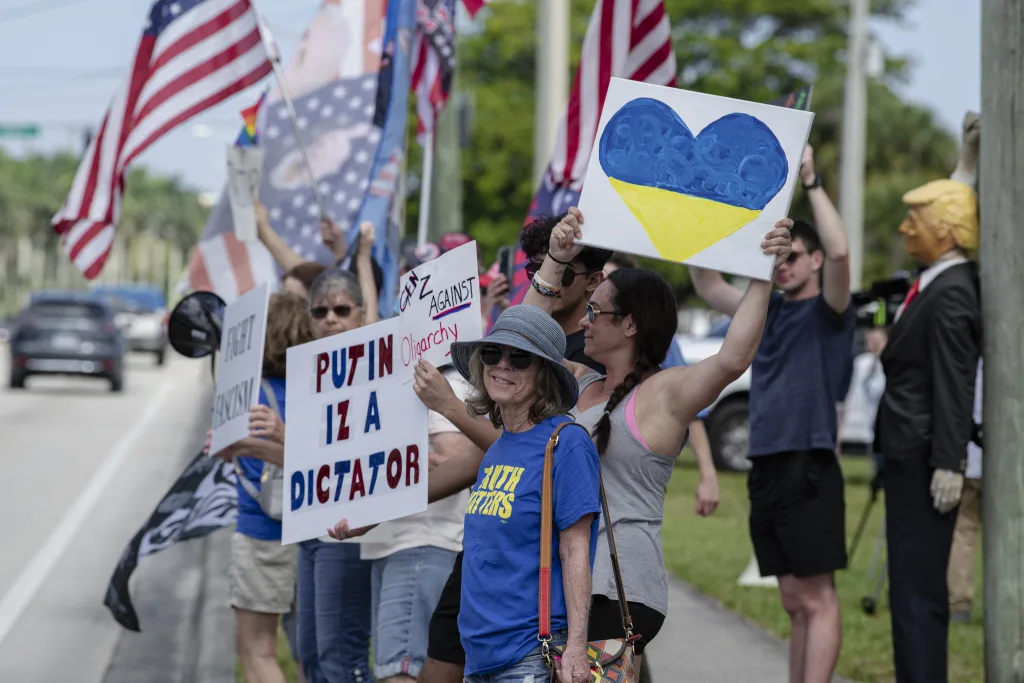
838, 0, 868, 290
981, 0, 1024, 678
533, 0, 569, 187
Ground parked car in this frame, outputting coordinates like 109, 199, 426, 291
92, 284, 169, 365
678, 319, 874, 472
8, 293, 126, 392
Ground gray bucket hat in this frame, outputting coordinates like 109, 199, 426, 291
449, 304, 579, 410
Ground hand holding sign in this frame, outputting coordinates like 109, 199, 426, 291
549, 208, 585, 263
412, 359, 459, 415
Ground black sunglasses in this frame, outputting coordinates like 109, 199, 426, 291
524, 261, 592, 287
586, 301, 620, 324
310, 305, 355, 320
480, 344, 535, 370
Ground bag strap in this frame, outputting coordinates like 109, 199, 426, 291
538, 421, 634, 644
234, 379, 281, 487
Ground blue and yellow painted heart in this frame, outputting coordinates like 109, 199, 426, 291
598, 97, 789, 262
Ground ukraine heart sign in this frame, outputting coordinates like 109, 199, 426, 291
577, 79, 813, 281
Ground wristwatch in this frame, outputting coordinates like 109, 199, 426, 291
803, 174, 823, 190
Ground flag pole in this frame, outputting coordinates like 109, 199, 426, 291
252, 9, 330, 222
416, 129, 434, 247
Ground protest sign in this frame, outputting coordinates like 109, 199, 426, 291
282, 317, 429, 545
577, 77, 814, 281
226, 146, 264, 243
397, 241, 483, 370
209, 283, 270, 456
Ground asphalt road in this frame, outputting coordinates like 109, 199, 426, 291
0, 347, 213, 683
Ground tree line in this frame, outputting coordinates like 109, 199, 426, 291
1, 0, 959, 316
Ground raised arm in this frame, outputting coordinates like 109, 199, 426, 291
256, 201, 303, 272
688, 266, 745, 318
643, 220, 792, 444
355, 221, 379, 324
521, 209, 585, 315
951, 111, 979, 189
800, 145, 850, 314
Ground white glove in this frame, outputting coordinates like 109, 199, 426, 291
930, 469, 965, 514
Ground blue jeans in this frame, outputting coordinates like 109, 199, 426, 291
463, 631, 567, 683
371, 546, 457, 679
297, 539, 372, 683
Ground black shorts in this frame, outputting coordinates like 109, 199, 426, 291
426, 550, 465, 664
427, 552, 667, 661
587, 595, 665, 655
748, 449, 847, 578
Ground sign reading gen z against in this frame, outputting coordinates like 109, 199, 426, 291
281, 316, 429, 545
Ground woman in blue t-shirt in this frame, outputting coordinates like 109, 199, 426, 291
333, 305, 602, 683
452, 305, 601, 683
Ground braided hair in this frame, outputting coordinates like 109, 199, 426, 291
592, 268, 678, 455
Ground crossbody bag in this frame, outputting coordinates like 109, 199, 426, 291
539, 421, 639, 682
234, 378, 285, 520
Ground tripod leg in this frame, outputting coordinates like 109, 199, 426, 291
848, 494, 876, 563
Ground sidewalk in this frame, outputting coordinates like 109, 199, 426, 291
645, 577, 849, 683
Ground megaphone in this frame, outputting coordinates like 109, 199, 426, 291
167, 291, 226, 360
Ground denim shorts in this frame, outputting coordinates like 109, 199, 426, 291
463, 631, 567, 683
371, 546, 458, 679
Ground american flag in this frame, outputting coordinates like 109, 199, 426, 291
410, 0, 457, 142
189, 73, 382, 302
501, 0, 676, 313
52, 0, 272, 280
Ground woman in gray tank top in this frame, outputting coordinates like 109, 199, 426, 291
524, 207, 794, 672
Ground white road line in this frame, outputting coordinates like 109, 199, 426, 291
0, 379, 178, 647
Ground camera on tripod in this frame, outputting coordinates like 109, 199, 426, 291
851, 272, 914, 329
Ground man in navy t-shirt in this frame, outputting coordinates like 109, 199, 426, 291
689, 145, 854, 683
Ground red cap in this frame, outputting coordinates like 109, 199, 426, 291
439, 232, 472, 252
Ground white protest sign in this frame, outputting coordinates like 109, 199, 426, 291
226, 145, 265, 243
282, 317, 429, 545
577, 78, 813, 281
396, 241, 483, 370
209, 283, 270, 456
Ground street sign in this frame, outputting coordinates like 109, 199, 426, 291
0, 125, 40, 138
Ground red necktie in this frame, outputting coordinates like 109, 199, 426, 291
902, 278, 921, 311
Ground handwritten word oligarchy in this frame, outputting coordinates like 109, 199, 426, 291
401, 322, 459, 367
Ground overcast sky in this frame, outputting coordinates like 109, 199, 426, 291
0, 0, 980, 196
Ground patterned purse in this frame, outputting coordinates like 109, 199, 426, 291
538, 422, 640, 683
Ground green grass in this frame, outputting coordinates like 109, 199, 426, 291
663, 453, 984, 683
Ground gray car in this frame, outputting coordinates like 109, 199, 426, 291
8, 294, 126, 392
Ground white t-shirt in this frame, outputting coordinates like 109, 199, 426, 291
360, 368, 473, 560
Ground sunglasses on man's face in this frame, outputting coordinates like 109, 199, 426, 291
784, 250, 807, 265
310, 304, 355, 320
524, 261, 591, 287
480, 344, 535, 371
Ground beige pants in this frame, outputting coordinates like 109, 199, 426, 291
947, 478, 982, 614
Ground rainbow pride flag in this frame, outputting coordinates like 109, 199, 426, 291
236, 91, 265, 147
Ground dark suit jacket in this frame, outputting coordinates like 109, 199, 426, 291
879, 261, 981, 472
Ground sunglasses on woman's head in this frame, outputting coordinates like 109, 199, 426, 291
524, 261, 590, 287
310, 304, 354, 320
480, 344, 534, 370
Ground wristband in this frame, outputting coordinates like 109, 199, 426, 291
531, 272, 561, 297
547, 253, 573, 265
